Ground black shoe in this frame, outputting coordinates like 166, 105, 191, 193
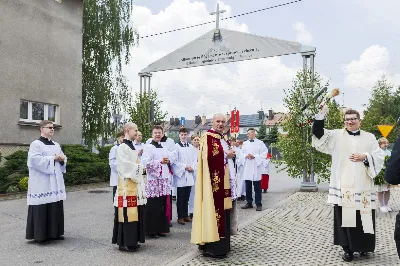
119, 244, 140, 252
256, 205, 262, 211
172, 196, 176, 201
147, 234, 159, 239
203, 252, 226, 259
359, 252, 369, 257
37, 240, 50, 245
342, 252, 354, 262
241, 203, 253, 209
53, 236, 65, 240
157, 233, 167, 237
189, 213, 193, 219
169, 223, 173, 227
263, 189, 267, 193
198, 245, 205, 250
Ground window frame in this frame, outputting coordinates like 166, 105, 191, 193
19, 100, 60, 125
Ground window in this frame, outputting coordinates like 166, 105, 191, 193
19, 100, 59, 124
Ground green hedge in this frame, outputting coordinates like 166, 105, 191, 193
0, 144, 111, 193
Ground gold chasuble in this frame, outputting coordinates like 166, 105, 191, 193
191, 130, 232, 245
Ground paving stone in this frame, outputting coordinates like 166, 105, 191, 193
182, 189, 400, 265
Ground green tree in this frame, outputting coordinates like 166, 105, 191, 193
275, 69, 343, 183
361, 76, 399, 143
265, 126, 279, 145
129, 89, 168, 141
256, 122, 267, 143
82, 0, 138, 148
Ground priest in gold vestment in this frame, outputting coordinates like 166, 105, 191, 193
191, 114, 234, 259
312, 105, 384, 262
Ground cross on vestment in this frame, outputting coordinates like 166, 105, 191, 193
210, 3, 226, 29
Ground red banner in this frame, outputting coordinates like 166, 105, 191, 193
230, 109, 240, 134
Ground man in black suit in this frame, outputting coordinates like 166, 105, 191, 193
384, 117, 400, 258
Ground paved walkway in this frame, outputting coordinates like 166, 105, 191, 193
177, 190, 400, 266
1, 165, 399, 265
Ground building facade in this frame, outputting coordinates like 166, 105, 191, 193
0, 0, 83, 145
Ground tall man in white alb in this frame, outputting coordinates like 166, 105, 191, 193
312, 105, 384, 262
240, 128, 267, 212
26, 120, 67, 244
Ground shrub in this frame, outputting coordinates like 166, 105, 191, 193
0, 145, 111, 193
6, 185, 19, 193
97, 145, 113, 160
0, 151, 28, 193
62, 145, 110, 185
18, 176, 29, 191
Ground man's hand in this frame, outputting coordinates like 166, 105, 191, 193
161, 157, 170, 164
138, 150, 143, 156
246, 154, 255, 159
349, 153, 366, 162
227, 150, 236, 159
185, 166, 194, 172
319, 101, 330, 116
55, 154, 65, 161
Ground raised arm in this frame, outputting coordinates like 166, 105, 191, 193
311, 105, 337, 155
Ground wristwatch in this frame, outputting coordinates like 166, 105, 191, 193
362, 158, 369, 167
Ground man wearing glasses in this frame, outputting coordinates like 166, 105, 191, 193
26, 120, 67, 244
312, 104, 384, 262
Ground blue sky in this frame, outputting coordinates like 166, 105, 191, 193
126, 0, 400, 119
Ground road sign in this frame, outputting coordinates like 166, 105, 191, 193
377, 125, 394, 138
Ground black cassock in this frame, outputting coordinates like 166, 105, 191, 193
202, 210, 231, 256
333, 205, 376, 253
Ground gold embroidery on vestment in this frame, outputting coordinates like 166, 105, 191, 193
212, 140, 219, 156
215, 211, 221, 228
212, 171, 220, 192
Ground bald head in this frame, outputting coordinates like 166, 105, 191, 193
212, 113, 226, 134
123, 122, 138, 141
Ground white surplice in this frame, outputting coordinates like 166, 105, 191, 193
133, 141, 144, 162
114, 142, 146, 206
109, 144, 119, 187
141, 142, 176, 198
312, 121, 384, 233
171, 142, 197, 188
235, 146, 246, 196
188, 145, 200, 214
27, 140, 67, 205
241, 139, 268, 182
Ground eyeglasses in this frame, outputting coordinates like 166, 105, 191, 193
42, 127, 54, 129
344, 118, 359, 122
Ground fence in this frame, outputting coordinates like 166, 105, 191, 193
0, 144, 30, 167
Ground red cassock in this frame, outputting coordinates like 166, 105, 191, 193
261, 153, 272, 190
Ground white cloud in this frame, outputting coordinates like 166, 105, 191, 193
344, 45, 392, 89
293, 22, 313, 45
125, 0, 305, 120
